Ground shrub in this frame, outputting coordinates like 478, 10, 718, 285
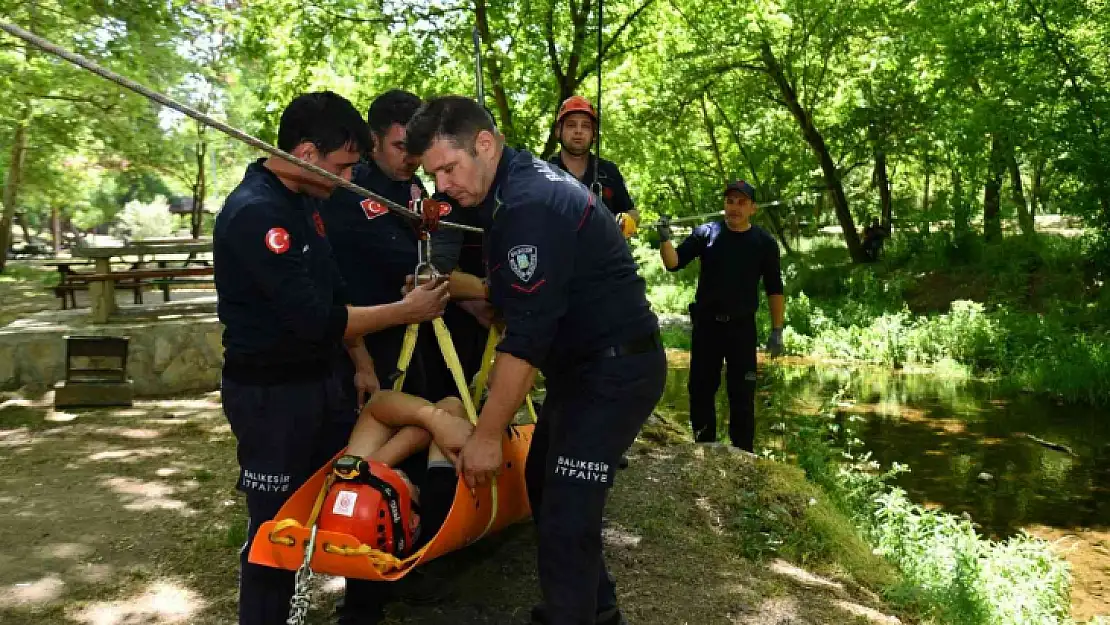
115, 195, 176, 240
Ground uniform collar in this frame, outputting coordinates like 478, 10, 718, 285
249, 158, 307, 209
479, 146, 516, 219
358, 156, 420, 196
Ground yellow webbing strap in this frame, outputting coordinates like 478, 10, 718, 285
429, 317, 501, 538
391, 323, 421, 391
268, 473, 335, 546
474, 324, 539, 425
525, 394, 539, 423
431, 317, 480, 425
470, 326, 500, 408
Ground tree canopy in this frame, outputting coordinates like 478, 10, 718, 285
2, 0, 1108, 268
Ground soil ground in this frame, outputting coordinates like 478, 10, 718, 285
0, 389, 905, 625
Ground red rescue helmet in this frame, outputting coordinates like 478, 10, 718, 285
318, 456, 421, 556
556, 95, 598, 125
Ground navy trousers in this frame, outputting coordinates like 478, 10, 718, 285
222, 367, 368, 625
688, 312, 758, 451
525, 347, 667, 625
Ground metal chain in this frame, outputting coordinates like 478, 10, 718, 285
0, 22, 482, 235
286, 524, 319, 625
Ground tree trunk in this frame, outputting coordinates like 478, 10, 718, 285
52, 206, 60, 253
474, 0, 517, 146
700, 96, 726, 179
191, 123, 207, 239
760, 41, 864, 262
874, 148, 892, 229
13, 212, 32, 245
1006, 148, 1034, 236
762, 204, 795, 255
1031, 157, 1045, 216
922, 153, 931, 215
0, 112, 30, 273
983, 134, 1004, 242
953, 168, 970, 237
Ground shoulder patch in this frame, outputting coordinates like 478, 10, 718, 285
508, 244, 538, 283
360, 199, 388, 220
265, 227, 291, 254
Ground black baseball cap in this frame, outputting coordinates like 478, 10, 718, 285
723, 179, 756, 200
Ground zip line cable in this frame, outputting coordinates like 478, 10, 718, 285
0, 22, 483, 234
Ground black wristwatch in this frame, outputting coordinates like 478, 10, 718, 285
333, 454, 368, 481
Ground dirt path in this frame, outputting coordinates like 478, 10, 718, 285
0, 265, 59, 327
0, 390, 907, 625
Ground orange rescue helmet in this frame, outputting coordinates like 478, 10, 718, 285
556, 95, 598, 125
318, 456, 421, 556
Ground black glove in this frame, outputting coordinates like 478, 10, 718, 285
655, 215, 674, 243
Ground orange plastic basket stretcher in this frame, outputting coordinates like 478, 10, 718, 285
247, 425, 534, 581
247, 318, 537, 582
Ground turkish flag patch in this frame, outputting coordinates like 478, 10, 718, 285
360, 198, 388, 220
265, 227, 291, 254
312, 211, 327, 237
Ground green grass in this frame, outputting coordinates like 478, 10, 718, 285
771, 386, 1080, 625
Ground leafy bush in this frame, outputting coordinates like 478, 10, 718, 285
115, 195, 176, 240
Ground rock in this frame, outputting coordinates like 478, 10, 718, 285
153, 334, 176, 370
977, 472, 994, 483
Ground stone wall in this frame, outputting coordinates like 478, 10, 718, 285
0, 308, 224, 396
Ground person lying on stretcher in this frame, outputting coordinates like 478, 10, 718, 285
319, 391, 475, 556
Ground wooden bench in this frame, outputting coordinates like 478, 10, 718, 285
81, 267, 215, 322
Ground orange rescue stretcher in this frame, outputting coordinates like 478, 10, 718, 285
247, 316, 538, 582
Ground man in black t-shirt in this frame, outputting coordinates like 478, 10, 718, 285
657, 180, 786, 452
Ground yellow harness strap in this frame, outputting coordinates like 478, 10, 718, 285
470, 325, 501, 408
391, 323, 421, 391
473, 324, 539, 425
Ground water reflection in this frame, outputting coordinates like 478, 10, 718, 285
663, 361, 1110, 538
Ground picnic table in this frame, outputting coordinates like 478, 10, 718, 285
36, 258, 96, 309
71, 239, 214, 323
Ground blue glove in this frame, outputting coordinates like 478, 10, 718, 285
767, 328, 784, 357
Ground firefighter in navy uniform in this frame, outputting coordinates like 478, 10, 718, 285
406, 96, 666, 625
657, 179, 786, 452
548, 95, 639, 240
320, 89, 437, 404
214, 91, 449, 625
320, 88, 487, 617
322, 89, 491, 408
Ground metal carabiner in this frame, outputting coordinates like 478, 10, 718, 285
412, 232, 439, 288
590, 180, 603, 200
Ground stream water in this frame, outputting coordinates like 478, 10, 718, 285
660, 356, 1110, 618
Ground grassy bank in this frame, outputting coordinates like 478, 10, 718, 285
638, 229, 1110, 405
765, 380, 1087, 625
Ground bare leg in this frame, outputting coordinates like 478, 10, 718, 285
346, 392, 433, 465
428, 396, 466, 465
